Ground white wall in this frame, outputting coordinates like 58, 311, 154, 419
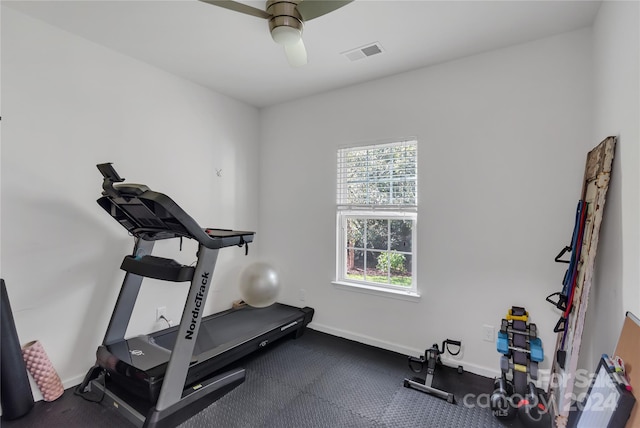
1, 7, 260, 393
3, 1, 634, 402
259, 28, 594, 376
581, 0, 640, 374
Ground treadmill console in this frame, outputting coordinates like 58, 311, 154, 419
96, 163, 255, 249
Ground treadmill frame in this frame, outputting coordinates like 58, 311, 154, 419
87, 238, 247, 428
80, 163, 295, 428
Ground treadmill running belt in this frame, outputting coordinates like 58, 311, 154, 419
151, 304, 302, 356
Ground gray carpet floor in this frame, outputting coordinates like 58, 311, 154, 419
3, 329, 541, 427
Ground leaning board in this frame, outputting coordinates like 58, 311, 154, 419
548, 137, 616, 427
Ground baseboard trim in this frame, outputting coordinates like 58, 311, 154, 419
309, 322, 501, 379
64, 373, 88, 389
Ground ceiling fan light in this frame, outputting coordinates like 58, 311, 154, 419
271, 26, 301, 46
285, 39, 307, 67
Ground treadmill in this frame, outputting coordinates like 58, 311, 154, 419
78, 163, 314, 428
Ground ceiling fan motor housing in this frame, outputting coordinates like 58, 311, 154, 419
267, 0, 304, 45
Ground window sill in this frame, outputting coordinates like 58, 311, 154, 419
332, 281, 421, 302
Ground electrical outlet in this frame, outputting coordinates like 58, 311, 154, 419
483, 324, 495, 342
156, 306, 167, 321
299, 289, 306, 302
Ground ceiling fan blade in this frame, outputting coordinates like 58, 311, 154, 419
199, 0, 271, 19
296, 0, 354, 21
284, 39, 308, 67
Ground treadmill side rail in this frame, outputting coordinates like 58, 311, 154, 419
90, 368, 245, 428
103, 303, 315, 402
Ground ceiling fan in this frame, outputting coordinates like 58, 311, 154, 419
200, 0, 354, 67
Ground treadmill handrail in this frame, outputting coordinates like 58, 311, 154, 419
135, 190, 253, 249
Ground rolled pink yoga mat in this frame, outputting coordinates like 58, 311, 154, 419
21, 340, 64, 402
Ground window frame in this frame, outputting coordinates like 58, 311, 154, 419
335, 139, 419, 297
336, 210, 418, 294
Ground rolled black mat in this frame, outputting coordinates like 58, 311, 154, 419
1, 279, 34, 420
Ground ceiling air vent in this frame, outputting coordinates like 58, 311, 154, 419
342, 42, 384, 62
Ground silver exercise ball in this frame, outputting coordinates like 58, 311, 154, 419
238, 262, 281, 308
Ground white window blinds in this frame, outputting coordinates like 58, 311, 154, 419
337, 140, 417, 208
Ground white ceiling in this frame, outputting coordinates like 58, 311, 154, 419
4, 0, 602, 108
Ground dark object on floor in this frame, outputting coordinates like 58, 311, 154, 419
0, 278, 34, 420
491, 375, 517, 420
403, 339, 463, 403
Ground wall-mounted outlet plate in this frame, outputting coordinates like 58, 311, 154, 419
483, 324, 495, 342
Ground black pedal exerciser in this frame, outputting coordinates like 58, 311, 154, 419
403, 339, 463, 404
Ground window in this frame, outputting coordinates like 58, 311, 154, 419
336, 139, 418, 296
